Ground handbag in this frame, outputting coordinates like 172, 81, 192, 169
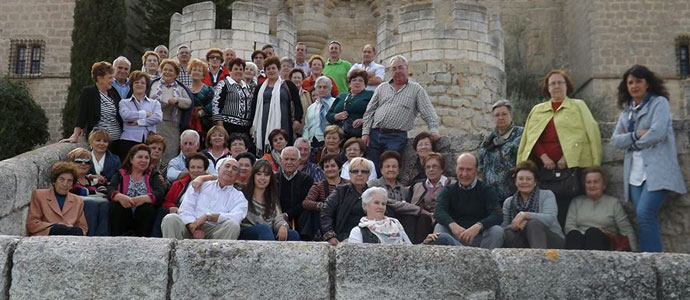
602, 231, 632, 251
338, 93, 363, 138
538, 167, 582, 200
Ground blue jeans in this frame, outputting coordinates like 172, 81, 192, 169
366, 129, 408, 175
82, 197, 110, 236
630, 182, 667, 252
239, 224, 300, 241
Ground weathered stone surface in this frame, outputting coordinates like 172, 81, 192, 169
0, 236, 19, 300
10, 237, 171, 300
0, 207, 28, 236
492, 249, 656, 300
653, 253, 690, 299
171, 240, 331, 300
336, 244, 498, 300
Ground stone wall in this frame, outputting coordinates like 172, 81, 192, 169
373, 0, 505, 136
168, 1, 296, 61
1, 236, 689, 299
0, 0, 75, 142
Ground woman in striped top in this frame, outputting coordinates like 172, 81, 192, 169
212, 57, 254, 136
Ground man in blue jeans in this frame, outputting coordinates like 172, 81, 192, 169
361, 55, 440, 173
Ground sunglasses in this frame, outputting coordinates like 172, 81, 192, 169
74, 158, 91, 164
208, 55, 222, 60
350, 169, 370, 175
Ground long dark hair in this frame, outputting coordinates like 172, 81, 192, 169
121, 144, 151, 174
617, 65, 669, 109
243, 160, 279, 219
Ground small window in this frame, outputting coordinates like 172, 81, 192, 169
680, 45, 689, 77
9, 39, 45, 78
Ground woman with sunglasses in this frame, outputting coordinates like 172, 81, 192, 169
202, 48, 229, 87
321, 157, 379, 245
67, 147, 110, 236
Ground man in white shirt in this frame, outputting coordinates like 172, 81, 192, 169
166, 130, 216, 183
293, 42, 309, 76
161, 157, 248, 240
349, 44, 384, 91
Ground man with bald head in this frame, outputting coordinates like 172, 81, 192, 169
431, 153, 504, 248
161, 157, 248, 240
278, 146, 314, 235
223, 48, 236, 69
349, 44, 384, 91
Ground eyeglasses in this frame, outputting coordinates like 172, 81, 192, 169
350, 78, 365, 83
548, 81, 566, 87
74, 158, 91, 165
350, 169, 370, 175
208, 56, 222, 60
425, 165, 441, 170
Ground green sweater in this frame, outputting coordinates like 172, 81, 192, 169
326, 90, 373, 124
434, 180, 502, 230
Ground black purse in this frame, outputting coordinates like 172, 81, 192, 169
338, 94, 363, 138
538, 167, 582, 200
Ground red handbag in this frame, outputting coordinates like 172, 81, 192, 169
602, 231, 631, 251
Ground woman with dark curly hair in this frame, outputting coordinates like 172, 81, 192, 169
400, 131, 438, 185
611, 65, 686, 252
326, 69, 373, 140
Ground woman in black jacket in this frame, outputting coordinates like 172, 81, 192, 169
321, 157, 372, 245
62, 61, 124, 157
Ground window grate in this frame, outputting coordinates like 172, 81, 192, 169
8, 39, 45, 78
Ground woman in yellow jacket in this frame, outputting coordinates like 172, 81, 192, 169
517, 69, 602, 228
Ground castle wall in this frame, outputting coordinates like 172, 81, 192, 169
168, 1, 295, 61
0, 0, 75, 142
374, 1, 506, 136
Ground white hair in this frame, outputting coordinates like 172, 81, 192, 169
180, 129, 200, 145
112, 56, 131, 68
389, 55, 408, 67
315, 76, 333, 90
280, 146, 300, 160
154, 45, 168, 52
245, 62, 258, 74
216, 157, 237, 172
294, 137, 310, 148
361, 187, 388, 208
280, 56, 294, 67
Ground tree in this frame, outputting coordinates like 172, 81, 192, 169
128, 0, 235, 65
61, 0, 128, 138
0, 77, 50, 160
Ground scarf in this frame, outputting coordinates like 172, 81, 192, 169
318, 96, 331, 132
481, 122, 514, 151
627, 93, 652, 133
252, 77, 283, 152
508, 189, 540, 221
153, 80, 182, 119
358, 216, 406, 244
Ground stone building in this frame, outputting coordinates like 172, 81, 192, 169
0, 0, 75, 142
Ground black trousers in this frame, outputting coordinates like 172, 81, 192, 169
109, 202, 156, 237
49, 224, 84, 236
565, 227, 610, 250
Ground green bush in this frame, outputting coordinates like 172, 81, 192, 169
0, 77, 50, 160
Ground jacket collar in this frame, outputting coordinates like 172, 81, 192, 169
533, 97, 576, 113
45, 187, 75, 217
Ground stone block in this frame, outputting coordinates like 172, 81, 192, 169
192, 9, 214, 21
255, 22, 269, 34
0, 236, 19, 300
170, 241, 331, 300
191, 39, 212, 50
199, 29, 217, 40
196, 19, 215, 30
335, 244, 498, 300
653, 253, 690, 299
492, 249, 656, 300
0, 207, 28, 236
10, 237, 171, 299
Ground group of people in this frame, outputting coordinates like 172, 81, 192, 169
25, 41, 685, 253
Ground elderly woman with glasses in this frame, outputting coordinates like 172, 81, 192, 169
348, 187, 411, 244
517, 69, 602, 229
67, 147, 110, 236
479, 99, 524, 202
303, 76, 336, 148
321, 157, 377, 245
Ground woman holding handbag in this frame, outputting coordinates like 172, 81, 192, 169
565, 167, 637, 251
327, 69, 373, 140
516, 69, 602, 229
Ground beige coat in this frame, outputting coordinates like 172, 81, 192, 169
26, 188, 88, 236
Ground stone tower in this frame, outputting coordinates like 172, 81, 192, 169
169, 0, 506, 136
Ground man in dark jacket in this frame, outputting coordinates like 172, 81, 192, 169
278, 147, 313, 234
433, 153, 504, 249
